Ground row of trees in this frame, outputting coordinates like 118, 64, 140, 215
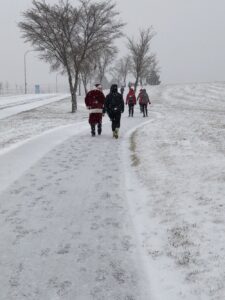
19, 0, 160, 112
111, 27, 160, 92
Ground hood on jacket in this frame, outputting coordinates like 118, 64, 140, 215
128, 88, 135, 95
110, 84, 118, 93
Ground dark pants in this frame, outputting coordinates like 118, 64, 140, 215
89, 113, 102, 136
111, 112, 121, 132
128, 104, 134, 117
91, 123, 102, 136
142, 104, 148, 117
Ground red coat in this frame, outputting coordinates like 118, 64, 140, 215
126, 90, 136, 105
85, 89, 105, 125
137, 90, 151, 105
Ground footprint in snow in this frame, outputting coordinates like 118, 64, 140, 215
48, 277, 72, 297
56, 244, 71, 255
40, 248, 51, 257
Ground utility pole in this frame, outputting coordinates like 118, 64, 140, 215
24, 50, 33, 94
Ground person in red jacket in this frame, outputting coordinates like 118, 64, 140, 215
85, 84, 105, 136
137, 88, 151, 117
126, 87, 136, 117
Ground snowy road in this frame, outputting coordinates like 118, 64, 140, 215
0, 110, 152, 299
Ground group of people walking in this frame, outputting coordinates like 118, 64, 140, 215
126, 87, 151, 117
85, 84, 151, 138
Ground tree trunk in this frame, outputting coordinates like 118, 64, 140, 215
67, 71, 76, 113
83, 81, 88, 95
123, 74, 127, 86
134, 76, 139, 93
81, 74, 88, 95
78, 77, 81, 96
71, 91, 76, 113
71, 72, 79, 112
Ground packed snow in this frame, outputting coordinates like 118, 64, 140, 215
0, 82, 225, 299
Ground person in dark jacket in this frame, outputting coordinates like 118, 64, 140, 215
137, 88, 151, 117
85, 84, 105, 136
103, 84, 124, 139
120, 85, 125, 96
126, 87, 136, 117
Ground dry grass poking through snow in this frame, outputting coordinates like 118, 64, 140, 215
129, 131, 140, 167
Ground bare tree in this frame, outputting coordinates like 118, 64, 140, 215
80, 58, 96, 95
81, 45, 118, 94
96, 47, 117, 84
19, 0, 80, 112
146, 56, 161, 85
127, 27, 155, 91
77, 0, 124, 94
119, 55, 131, 86
110, 64, 122, 86
19, 0, 124, 112
110, 55, 130, 87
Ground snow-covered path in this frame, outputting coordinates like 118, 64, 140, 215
0, 112, 152, 300
2, 82, 225, 299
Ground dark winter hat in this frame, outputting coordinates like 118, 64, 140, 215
110, 84, 118, 93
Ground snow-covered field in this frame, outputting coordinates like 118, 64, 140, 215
0, 83, 225, 299
131, 82, 225, 299
0, 94, 85, 152
0, 94, 71, 120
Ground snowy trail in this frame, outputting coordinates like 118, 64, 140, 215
0, 111, 152, 299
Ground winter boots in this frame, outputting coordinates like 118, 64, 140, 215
91, 123, 102, 136
91, 125, 95, 136
97, 123, 102, 135
113, 128, 119, 139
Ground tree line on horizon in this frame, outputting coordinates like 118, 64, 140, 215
19, 0, 161, 113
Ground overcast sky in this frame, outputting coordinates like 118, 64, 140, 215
0, 0, 225, 89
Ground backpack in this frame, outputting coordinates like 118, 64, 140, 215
107, 93, 123, 114
141, 92, 149, 104
111, 93, 120, 111
128, 94, 135, 104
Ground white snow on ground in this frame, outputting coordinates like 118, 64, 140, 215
0, 122, 88, 193
0, 83, 225, 299
131, 82, 225, 299
0, 93, 70, 120
0, 95, 151, 299
0, 95, 87, 152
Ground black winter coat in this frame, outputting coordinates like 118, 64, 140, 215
103, 92, 124, 116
